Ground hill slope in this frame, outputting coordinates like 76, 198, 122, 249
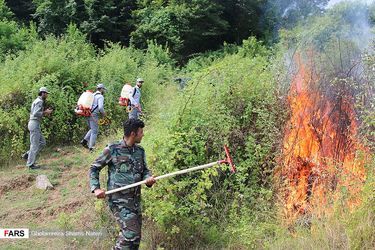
0, 140, 120, 250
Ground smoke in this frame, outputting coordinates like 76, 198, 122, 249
277, 0, 375, 60
327, 0, 375, 9
326, 1, 374, 51
274, 0, 375, 114
271, 0, 375, 43
281, 1, 297, 18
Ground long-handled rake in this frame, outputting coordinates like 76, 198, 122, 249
105, 145, 235, 195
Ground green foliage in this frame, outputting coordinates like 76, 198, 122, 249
145, 40, 175, 66
0, 24, 175, 165
131, 0, 280, 61
0, 20, 29, 59
131, 0, 229, 61
5, 0, 36, 23
360, 45, 375, 149
217, 0, 271, 43
6, 0, 343, 63
0, 26, 94, 163
239, 36, 269, 58
280, 1, 373, 52
89, 41, 174, 130
0, 0, 13, 20
7, 0, 279, 61
56, 212, 74, 230
131, 2, 193, 59
270, 0, 329, 30
346, 159, 375, 249
225, 199, 282, 249
33, 0, 88, 36
80, 0, 136, 46
140, 37, 286, 249
0, 1, 37, 60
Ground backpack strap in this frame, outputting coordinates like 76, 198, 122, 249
132, 87, 137, 97
91, 92, 101, 113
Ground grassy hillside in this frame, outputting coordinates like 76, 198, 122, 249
0, 140, 116, 249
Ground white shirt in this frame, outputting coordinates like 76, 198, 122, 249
129, 86, 141, 106
91, 91, 105, 115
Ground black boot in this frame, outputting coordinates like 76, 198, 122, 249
80, 139, 89, 149
28, 164, 40, 170
21, 152, 28, 160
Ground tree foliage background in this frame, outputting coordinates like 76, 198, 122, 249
1, 0, 288, 61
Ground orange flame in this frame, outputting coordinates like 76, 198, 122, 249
279, 54, 368, 222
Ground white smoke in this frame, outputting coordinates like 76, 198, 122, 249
282, 1, 297, 18
327, 0, 375, 8
326, 0, 375, 51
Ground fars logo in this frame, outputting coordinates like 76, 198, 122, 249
0, 229, 29, 239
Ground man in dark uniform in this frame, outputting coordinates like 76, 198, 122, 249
89, 118, 156, 250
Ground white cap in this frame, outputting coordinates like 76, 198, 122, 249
39, 87, 50, 93
96, 83, 107, 90
136, 78, 144, 83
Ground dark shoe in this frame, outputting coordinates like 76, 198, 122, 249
22, 152, 28, 160
80, 139, 89, 149
89, 148, 94, 152
28, 164, 40, 170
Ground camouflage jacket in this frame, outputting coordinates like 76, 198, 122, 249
89, 140, 152, 211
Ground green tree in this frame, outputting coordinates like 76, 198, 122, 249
272, 0, 329, 29
80, 0, 136, 47
33, 0, 81, 35
0, 0, 13, 20
216, 0, 270, 44
0, 0, 36, 60
131, 0, 228, 62
5, 0, 36, 23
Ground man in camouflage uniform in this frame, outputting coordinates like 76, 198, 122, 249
22, 87, 53, 169
89, 118, 156, 250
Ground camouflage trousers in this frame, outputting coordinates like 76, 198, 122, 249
109, 204, 142, 250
